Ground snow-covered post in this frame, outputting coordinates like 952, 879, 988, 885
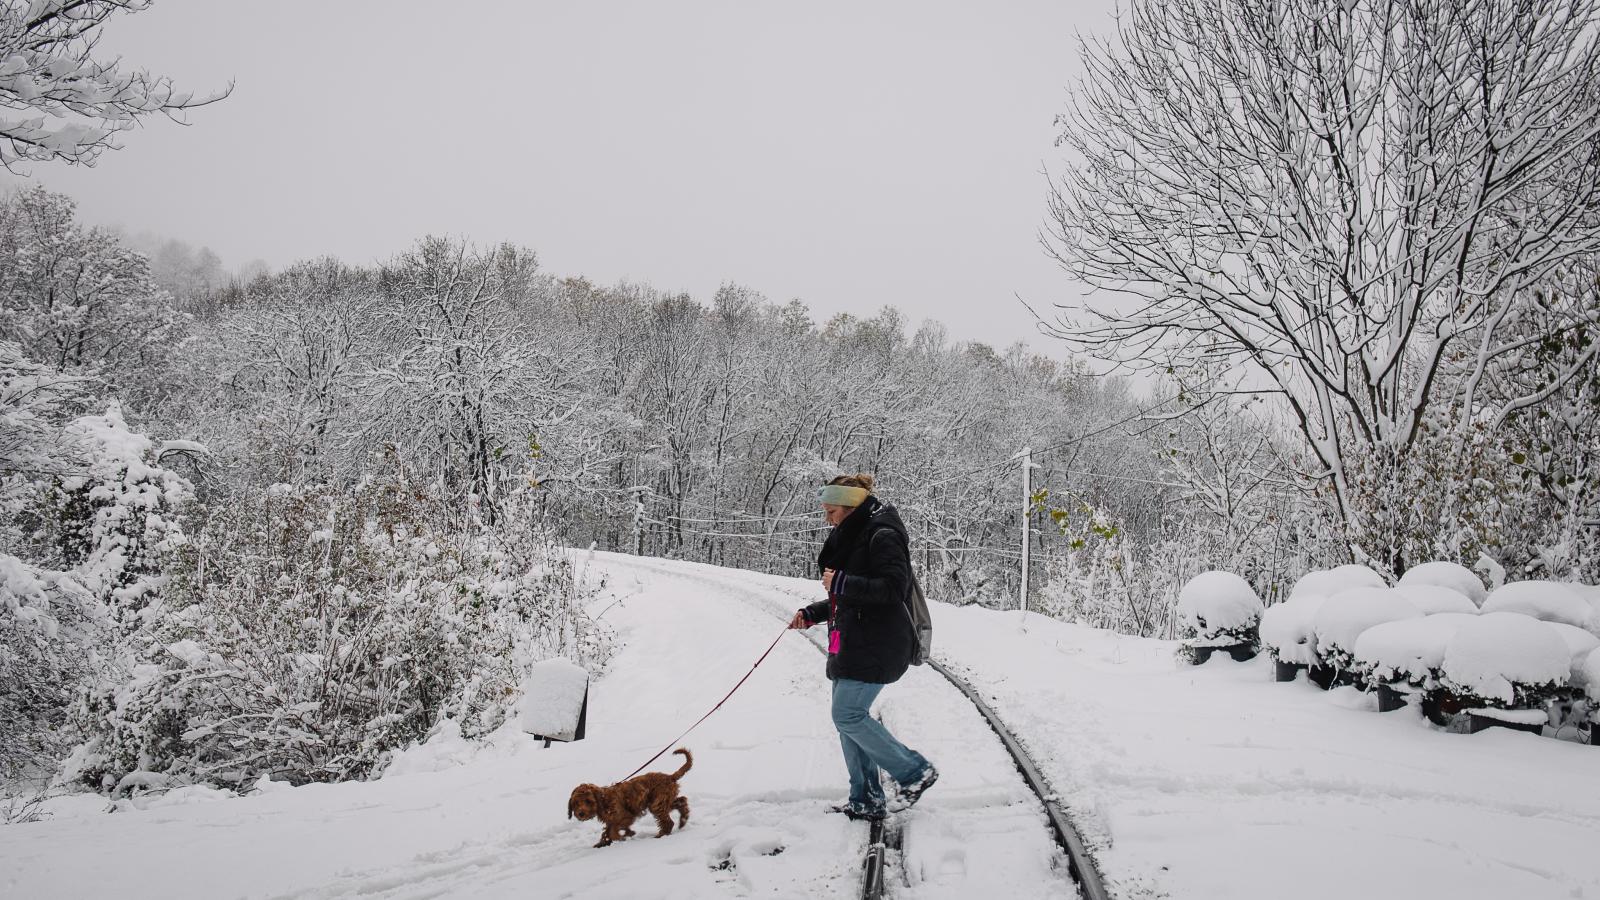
1020, 447, 1032, 614
518, 658, 591, 748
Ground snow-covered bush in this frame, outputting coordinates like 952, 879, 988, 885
1288, 565, 1386, 602
1480, 581, 1596, 633
1176, 571, 1263, 647
1544, 623, 1600, 688
1310, 588, 1422, 677
1262, 566, 1390, 666
51, 403, 193, 623
1352, 613, 1477, 691
1392, 584, 1478, 616
1260, 594, 1328, 665
65, 478, 611, 792
1439, 612, 1570, 711
1580, 647, 1600, 695
1398, 562, 1486, 606
1, 356, 192, 779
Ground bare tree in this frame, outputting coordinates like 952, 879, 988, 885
0, 186, 180, 375
366, 237, 576, 523
1045, 0, 1600, 570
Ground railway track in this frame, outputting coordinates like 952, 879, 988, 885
910, 660, 1109, 900
590, 552, 1110, 900
858, 659, 1108, 900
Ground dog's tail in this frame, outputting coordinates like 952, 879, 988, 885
670, 747, 692, 780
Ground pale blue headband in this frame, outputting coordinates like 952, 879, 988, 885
819, 484, 870, 507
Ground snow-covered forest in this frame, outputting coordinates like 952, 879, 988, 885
2, 2, 1600, 894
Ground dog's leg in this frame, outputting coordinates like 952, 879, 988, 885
672, 796, 690, 829
595, 823, 614, 849
652, 798, 675, 837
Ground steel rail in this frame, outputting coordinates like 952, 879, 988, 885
925, 659, 1110, 900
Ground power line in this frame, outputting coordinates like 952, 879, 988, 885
918, 393, 1182, 493
642, 519, 829, 538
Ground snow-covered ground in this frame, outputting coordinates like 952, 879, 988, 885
5, 551, 1599, 899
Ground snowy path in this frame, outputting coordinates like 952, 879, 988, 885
1, 552, 1073, 900
590, 553, 1078, 900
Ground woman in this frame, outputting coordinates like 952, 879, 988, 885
788, 474, 937, 821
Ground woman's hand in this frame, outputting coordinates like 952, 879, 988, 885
821, 568, 837, 592
788, 610, 810, 630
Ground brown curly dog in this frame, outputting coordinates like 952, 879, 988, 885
567, 748, 692, 848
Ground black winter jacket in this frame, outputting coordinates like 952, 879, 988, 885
801, 497, 916, 684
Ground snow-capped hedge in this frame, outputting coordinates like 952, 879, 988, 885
1440, 612, 1570, 708
1264, 566, 1389, 666
1480, 581, 1597, 633
1311, 587, 1422, 675
1176, 571, 1263, 646
1392, 584, 1478, 616
1398, 562, 1487, 606
1352, 613, 1477, 690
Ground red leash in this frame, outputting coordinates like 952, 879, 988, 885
617, 621, 794, 782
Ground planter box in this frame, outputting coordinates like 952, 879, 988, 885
1467, 708, 1546, 736
1376, 684, 1408, 713
1422, 689, 1470, 727
1273, 660, 1304, 683
1223, 644, 1259, 662
1186, 643, 1259, 665
1307, 664, 1338, 691
1591, 721, 1599, 746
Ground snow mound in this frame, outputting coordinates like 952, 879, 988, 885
1352, 613, 1478, 687
383, 719, 477, 777
516, 656, 589, 741
1289, 565, 1386, 602
1398, 562, 1487, 606
1480, 581, 1595, 632
1441, 612, 1571, 705
1392, 583, 1478, 616
1311, 587, 1422, 661
1260, 594, 1328, 665
1176, 571, 1262, 642
251, 772, 292, 794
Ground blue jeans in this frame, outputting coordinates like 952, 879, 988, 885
830, 678, 930, 810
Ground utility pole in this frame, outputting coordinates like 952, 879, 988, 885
1020, 446, 1032, 614
632, 487, 646, 556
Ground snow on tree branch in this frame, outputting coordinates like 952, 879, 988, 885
0, 0, 231, 170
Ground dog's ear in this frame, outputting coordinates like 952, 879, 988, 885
567, 792, 575, 819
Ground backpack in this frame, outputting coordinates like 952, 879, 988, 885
868, 528, 933, 666
905, 571, 933, 666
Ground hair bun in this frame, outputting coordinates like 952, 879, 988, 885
827, 473, 876, 493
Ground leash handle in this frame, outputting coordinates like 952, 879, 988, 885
617, 621, 793, 782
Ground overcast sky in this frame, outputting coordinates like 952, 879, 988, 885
5, 0, 1116, 350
